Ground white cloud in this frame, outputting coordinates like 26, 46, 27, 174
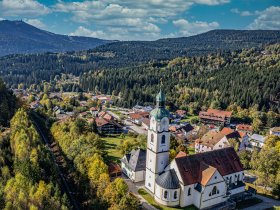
69, 26, 106, 38
248, 6, 280, 30
23, 18, 47, 29
230, 8, 254, 16
0, 18, 6, 21
173, 18, 219, 36
0, 0, 50, 17
193, 0, 230, 5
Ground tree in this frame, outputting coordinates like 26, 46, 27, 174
228, 138, 239, 151
238, 150, 251, 169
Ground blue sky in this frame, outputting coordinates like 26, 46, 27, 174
0, 0, 279, 40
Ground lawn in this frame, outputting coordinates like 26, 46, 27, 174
235, 197, 263, 209
102, 135, 137, 161
138, 188, 197, 210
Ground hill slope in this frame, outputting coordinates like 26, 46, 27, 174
0, 20, 114, 56
89, 29, 280, 68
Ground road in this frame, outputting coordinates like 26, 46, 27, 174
243, 195, 280, 210
107, 110, 148, 135
31, 113, 81, 210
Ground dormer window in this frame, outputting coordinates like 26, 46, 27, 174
161, 135, 166, 144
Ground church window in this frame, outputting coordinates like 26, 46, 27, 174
161, 135, 166, 144
151, 134, 154, 143
237, 174, 240, 181
188, 188, 191, 196
148, 183, 151, 187
164, 191, 168, 199
174, 191, 177, 199
211, 186, 218, 195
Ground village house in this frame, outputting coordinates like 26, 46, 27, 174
270, 127, 280, 136
129, 112, 149, 125
195, 128, 249, 153
89, 107, 99, 116
247, 134, 266, 150
120, 149, 146, 182
195, 130, 229, 153
236, 124, 253, 135
199, 109, 232, 126
95, 117, 123, 134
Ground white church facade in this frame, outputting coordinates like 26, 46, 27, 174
122, 90, 246, 209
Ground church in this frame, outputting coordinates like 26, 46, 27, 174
122, 90, 246, 209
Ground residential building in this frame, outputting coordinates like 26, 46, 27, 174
236, 124, 253, 135
95, 117, 123, 134
270, 127, 280, 136
199, 109, 232, 126
120, 149, 146, 182
129, 112, 149, 125
143, 90, 245, 209
248, 134, 266, 150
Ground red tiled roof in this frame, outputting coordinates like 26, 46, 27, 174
142, 118, 150, 126
220, 127, 234, 136
90, 107, 98, 111
207, 109, 232, 118
175, 147, 243, 186
95, 117, 109, 127
129, 113, 143, 120
195, 130, 224, 148
103, 114, 114, 121
236, 124, 253, 131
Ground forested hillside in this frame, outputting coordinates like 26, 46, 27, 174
0, 20, 113, 56
0, 79, 17, 127
0, 109, 69, 209
1, 30, 280, 88
80, 44, 280, 113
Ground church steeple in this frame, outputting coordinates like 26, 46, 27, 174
156, 89, 165, 108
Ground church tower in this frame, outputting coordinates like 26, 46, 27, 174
145, 89, 170, 193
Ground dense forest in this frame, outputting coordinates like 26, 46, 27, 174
1, 30, 280, 87
0, 79, 18, 127
80, 44, 280, 113
51, 118, 140, 209
0, 109, 69, 209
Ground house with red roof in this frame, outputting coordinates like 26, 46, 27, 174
236, 124, 253, 135
199, 109, 232, 126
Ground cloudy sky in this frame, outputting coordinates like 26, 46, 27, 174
0, 0, 279, 40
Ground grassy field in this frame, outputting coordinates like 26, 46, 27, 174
138, 189, 197, 210
102, 135, 137, 161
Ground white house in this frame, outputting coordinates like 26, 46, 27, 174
120, 148, 146, 182
270, 127, 280, 136
248, 134, 266, 150
145, 90, 245, 209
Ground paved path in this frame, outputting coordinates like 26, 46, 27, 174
243, 195, 280, 210
122, 175, 157, 210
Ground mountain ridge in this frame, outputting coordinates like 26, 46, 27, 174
0, 20, 114, 56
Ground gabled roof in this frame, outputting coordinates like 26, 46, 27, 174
195, 130, 225, 148
121, 149, 146, 172
156, 169, 180, 189
180, 124, 194, 133
95, 117, 109, 127
220, 127, 234, 136
236, 124, 253, 131
198, 162, 217, 186
207, 109, 232, 118
175, 147, 243, 186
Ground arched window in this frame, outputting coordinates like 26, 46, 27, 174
212, 186, 217, 195
174, 191, 177, 199
229, 176, 232, 184
237, 174, 240, 181
188, 188, 191, 196
164, 191, 168, 199
151, 134, 154, 143
161, 135, 166, 144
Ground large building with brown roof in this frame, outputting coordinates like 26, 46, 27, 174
199, 109, 232, 126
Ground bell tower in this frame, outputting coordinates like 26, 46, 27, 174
145, 89, 170, 193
